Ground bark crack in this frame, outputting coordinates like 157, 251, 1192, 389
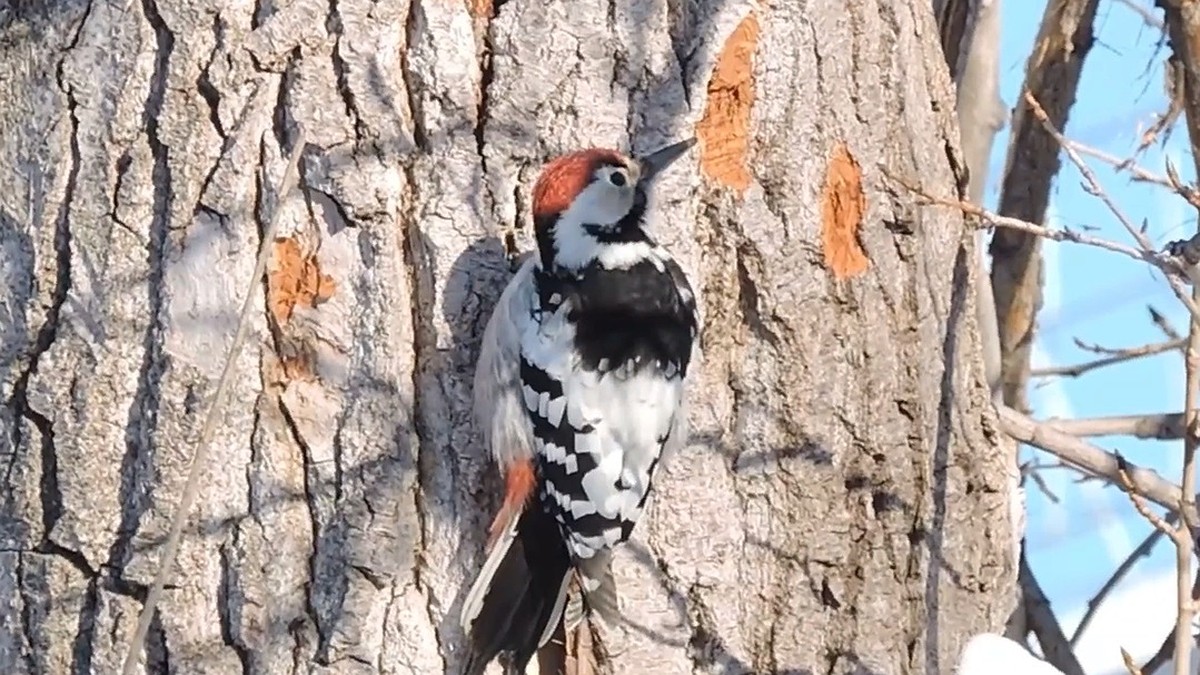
68, 577, 99, 674
218, 536, 253, 674
474, 0, 496, 202
272, 50, 300, 153
326, 0, 363, 140
16, 552, 35, 673
109, 150, 136, 236
397, 3, 441, 657
734, 246, 780, 348
279, 386, 334, 664
401, 0, 428, 150
399, 184, 444, 663
66, 0, 94, 50
9, 47, 81, 568
683, 581, 728, 669
197, 12, 226, 139
105, 0, 175, 591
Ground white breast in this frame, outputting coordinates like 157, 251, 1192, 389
520, 298, 685, 549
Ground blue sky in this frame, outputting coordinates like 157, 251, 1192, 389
987, 2, 1193, 670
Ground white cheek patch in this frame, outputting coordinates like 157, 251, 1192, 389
550, 181, 658, 271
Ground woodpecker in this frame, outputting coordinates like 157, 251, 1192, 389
459, 138, 701, 674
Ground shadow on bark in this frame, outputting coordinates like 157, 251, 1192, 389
924, 242, 971, 675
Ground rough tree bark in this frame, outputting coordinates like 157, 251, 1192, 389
0, 0, 1016, 673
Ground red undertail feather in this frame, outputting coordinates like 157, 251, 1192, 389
460, 487, 573, 675
487, 458, 537, 551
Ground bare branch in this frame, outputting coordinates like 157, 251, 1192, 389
1024, 91, 1200, 322
886, 171, 1188, 275
1045, 411, 1190, 440
1022, 460, 1063, 503
1154, 5, 1200, 671
996, 404, 1199, 523
1069, 513, 1175, 647
1114, 0, 1165, 31
1031, 338, 1184, 378
1117, 458, 1182, 538
1151, 305, 1185, 341
1020, 548, 1086, 675
989, 0, 1099, 412
1069, 141, 1200, 206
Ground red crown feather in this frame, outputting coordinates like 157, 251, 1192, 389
530, 148, 627, 222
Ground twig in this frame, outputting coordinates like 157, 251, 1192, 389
1117, 457, 1179, 537
1022, 461, 1062, 503
1031, 338, 1184, 378
884, 170, 1188, 276
1024, 91, 1200, 323
1069, 141, 1199, 207
1113, 0, 1165, 31
1124, 646, 1146, 675
996, 404, 1199, 523
119, 128, 308, 675
1151, 305, 1185, 341
1044, 411, 1190, 440
1069, 512, 1175, 647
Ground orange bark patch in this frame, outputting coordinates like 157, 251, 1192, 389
468, 0, 492, 18
820, 142, 869, 279
695, 12, 759, 194
268, 238, 336, 325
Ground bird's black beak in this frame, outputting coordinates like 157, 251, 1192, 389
638, 137, 697, 182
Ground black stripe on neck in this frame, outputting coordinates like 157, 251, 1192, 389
534, 187, 651, 272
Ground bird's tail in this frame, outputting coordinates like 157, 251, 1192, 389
460, 504, 574, 675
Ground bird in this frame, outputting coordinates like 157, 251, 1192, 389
459, 137, 701, 674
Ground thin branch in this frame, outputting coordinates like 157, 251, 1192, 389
1114, 0, 1165, 31
1158, 5, 1200, 670
996, 404, 1199, 523
1069, 513, 1175, 647
1069, 141, 1200, 207
1175, 257, 1200, 675
119, 126, 308, 675
1024, 91, 1200, 322
885, 170, 1188, 276
1022, 460, 1063, 503
1151, 305, 1185, 341
1117, 458, 1181, 537
1020, 548, 1086, 675
1031, 338, 1184, 378
1045, 411, 1190, 440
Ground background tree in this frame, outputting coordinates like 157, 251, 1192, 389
922, 1, 1200, 674
0, 0, 1018, 673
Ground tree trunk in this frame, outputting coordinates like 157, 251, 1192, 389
0, 0, 1017, 673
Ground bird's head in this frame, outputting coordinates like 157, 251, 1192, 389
530, 137, 696, 273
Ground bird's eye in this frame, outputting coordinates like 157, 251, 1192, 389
608, 170, 627, 187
